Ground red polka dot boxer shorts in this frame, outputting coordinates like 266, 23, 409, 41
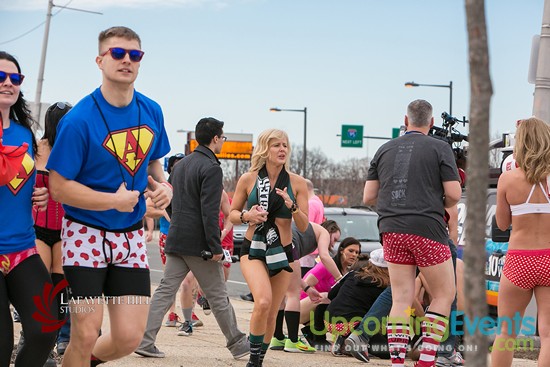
382, 232, 450, 267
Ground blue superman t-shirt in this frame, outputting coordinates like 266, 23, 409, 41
0, 120, 36, 254
47, 88, 170, 230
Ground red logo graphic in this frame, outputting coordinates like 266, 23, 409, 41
102, 126, 154, 176
8, 152, 35, 195
32, 279, 69, 333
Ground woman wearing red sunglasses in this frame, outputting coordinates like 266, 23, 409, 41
0, 51, 55, 367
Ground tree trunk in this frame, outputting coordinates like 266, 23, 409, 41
464, 0, 493, 366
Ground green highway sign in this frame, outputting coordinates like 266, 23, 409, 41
341, 125, 363, 147
392, 127, 401, 138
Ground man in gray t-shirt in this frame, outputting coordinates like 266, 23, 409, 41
363, 99, 461, 367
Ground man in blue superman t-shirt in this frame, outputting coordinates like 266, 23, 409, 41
47, 26, 171, 367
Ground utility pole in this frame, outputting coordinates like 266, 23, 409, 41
533, 0, 550, 122
34, 1, 101, 124
34, 0, 54, 123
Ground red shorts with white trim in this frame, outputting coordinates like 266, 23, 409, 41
503, 248, 550, 289
61, 218, 149, 269
382, 232, 450, 267
0, 247, 38, 276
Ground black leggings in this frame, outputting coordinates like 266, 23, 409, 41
0, 254, 58, 367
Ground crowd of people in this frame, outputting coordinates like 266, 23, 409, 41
1, 24, 547, 367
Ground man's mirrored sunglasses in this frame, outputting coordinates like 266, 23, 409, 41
100, 48, 144, 62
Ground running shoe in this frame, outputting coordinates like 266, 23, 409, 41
283, 338, 316, 353
269, 336, 287, 350
164, 312, 179, 327
344, 333, 370, 363
240, 293, 254, 302
191, 312, 203, 327
232, 345, 251, 359
435, 350, 465, 367
135, 345, 165, 358
177, 321, 193, 336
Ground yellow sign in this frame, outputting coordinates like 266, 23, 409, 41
187, 133, 253, 160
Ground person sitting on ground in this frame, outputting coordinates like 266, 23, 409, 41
324, 249, 390, 357
299, 237, 360, 346
270, 220, 341, 353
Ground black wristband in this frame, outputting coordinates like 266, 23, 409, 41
304, 285, 311, 292
284, 243, 294, 262
240, 210, 249, 224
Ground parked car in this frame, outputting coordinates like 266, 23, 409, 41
324, 207, 381, 255
232, 223, 248, 256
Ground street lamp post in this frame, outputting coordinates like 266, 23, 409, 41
269, 107, 308, 177
405, 81, 453, 116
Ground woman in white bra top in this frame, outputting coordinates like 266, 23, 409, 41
509, 179, 550, 216
492, 117, 550, 367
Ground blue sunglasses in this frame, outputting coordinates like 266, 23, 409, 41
0, 71, 25, 86
100, 47, 144, 62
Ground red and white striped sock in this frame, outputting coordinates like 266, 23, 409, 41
416, 311, 448, 367
387, 322, 410, 367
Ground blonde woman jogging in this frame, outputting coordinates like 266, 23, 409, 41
230, 129, 309, 367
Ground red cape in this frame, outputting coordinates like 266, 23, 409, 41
0, 112, 28, 186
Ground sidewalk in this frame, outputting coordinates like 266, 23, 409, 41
98, 289, 537, 367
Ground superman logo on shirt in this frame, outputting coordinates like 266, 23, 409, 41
102, 126, 154, 176
8, 152, 35, 195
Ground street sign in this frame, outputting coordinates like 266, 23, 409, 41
341, 125, 363, 148
392, 127, 401, 139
